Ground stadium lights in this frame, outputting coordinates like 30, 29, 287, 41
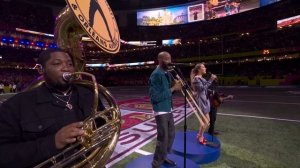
8, 37, 14, 43
86, 61, 155, 68
0, 29, 57, 49
16, 28, 54, 37
1, 37, 8, 43
263, 49, 270, 55
0, 34, 55, 49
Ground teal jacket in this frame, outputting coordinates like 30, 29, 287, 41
149, 67, 173, 112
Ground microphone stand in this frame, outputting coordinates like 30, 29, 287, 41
172, 66, 188, 168
211, 80, 218, 143
184, 82, 187, 168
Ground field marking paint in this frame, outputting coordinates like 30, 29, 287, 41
135, 149, 152, 155
230, 100, 300, 105
287, 91, 300, 95
219, 113, 300, 123
106, 105, 194, 167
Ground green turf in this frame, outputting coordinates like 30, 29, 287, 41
113, 114, 300, 168
1, 94, 299, 168
112, 152, 142, 168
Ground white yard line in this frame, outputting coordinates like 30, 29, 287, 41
134, 149, 153, 155
219, 113, 300, 123
287, 91, 300, 95
230, 100, 300, 105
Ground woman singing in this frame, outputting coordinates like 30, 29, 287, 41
190, 63, 217, 145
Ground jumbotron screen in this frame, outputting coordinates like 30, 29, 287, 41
277, 15, 300, 28
137, 0, 281, 26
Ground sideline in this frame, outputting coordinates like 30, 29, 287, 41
134, 149, 152, 155
230, 100, 300, 105
219, 113, 300, 123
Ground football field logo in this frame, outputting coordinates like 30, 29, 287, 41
66, 0, 120, 53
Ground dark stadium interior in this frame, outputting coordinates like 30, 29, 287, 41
0, 0, 299, 91
0, 0, 300, 167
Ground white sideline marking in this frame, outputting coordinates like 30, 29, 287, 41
135, 149, 152, 155
231, 100, 300, 105
0, 93, 15, 95
219, 113, 300, 123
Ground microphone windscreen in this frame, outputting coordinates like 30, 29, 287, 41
62, 72, 73, 81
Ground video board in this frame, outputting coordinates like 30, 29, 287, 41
277, 15, 300, 28
162, 39, 182, 45
137, 0, 280, 26
137, 5, 191, 26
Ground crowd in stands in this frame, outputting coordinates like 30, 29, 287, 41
0, 52, 299, 94
0, 0, 54, 33
1, 25, 299, 67
0, 27, 299, 91
85, 26, 300, 64
101, 58, 300, 86
222, 27, 300, 53
0, 68, 39, 93
84, 58, 299, 87
0, 46, 40, 65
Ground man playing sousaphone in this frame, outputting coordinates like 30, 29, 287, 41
0, 0, 121, 167
0, 49, 105, 168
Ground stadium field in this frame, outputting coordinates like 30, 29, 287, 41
1, 87, 299, 168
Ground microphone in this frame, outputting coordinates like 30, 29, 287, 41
207, 71, 212, 77
62, 72, 74, 82
207, 72, 218, 82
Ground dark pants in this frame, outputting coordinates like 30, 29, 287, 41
152, 113, 175, 168
208, 107, 217, 135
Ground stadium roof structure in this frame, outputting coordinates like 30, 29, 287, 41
19, 0, 201, 10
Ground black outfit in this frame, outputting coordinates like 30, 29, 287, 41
152, 113, 175, 168
0, 84, 104, 168
208, 81, 219, 135
208, 102, 218, 135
